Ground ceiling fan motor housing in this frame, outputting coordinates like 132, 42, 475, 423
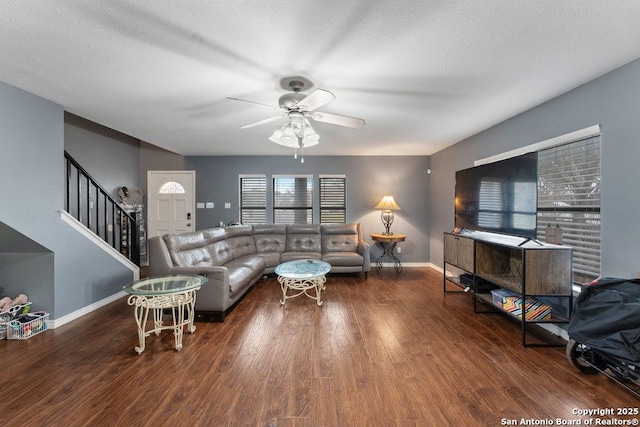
278, 92, 306, 110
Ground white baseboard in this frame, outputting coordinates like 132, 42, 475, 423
49, 291, 127, 329
428, 263, 444, 274
53, 210, 139, 329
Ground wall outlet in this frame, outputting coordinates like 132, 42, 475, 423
397, 246, 402, 253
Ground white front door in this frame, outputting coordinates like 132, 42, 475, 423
147, 171, 196, 238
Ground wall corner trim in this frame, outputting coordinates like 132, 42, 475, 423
59, 210, 140, 275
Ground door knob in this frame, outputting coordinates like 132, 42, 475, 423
187, 223, 192, 227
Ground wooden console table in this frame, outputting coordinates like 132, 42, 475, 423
370, 233, 407, 273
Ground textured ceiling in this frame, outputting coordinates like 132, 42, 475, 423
3, 1, 640, 156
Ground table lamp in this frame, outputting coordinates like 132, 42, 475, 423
375, 196, 401, 235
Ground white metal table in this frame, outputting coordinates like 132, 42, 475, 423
275, 259, 331, 306
123, 275, 207, 354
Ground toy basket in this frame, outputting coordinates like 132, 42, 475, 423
7, 312, 49, 340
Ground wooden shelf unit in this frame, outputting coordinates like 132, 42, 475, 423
443, 230, 573, 347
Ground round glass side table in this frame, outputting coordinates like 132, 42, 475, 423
123, 275, 207, 354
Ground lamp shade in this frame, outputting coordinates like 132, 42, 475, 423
302, 126, 320, 146
279, 125, 297, 145
268, 126, 285, 143
374, 196, 401, 211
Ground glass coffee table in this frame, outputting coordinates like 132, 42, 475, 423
275, 259, 331, 306
123, 275, 207, 354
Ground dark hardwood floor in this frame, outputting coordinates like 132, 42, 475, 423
1, 268, 637, 426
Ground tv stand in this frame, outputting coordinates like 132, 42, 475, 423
517, 237, 544, 247
443, 230, 573, 347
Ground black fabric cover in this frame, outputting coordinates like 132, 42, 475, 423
567, 277, 640, 364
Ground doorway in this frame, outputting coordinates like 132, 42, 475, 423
147, 171, 196, 239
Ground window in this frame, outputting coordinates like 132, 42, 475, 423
537, 134, 601, 283
273, 175, 312, 224
239, 175, 266, 224
158, 181, 185, 194
319, 175, 346, 223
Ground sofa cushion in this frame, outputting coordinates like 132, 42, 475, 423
227, 266, 259, 296
321, 224, 359, 252
258, 252, 282, 268
286, 224, 321, 252
322, 251, 364, 266
223, 224, 256, 258
252, 224, 287, 235
225, 224, 253, 238
163, 231, 214, 267
186, 227, 234, 266
206, 240, 234, 266
226, 255, 266, 272
255, 235, 286, 253
202, 227, 226, 244
253, 224, 287, 254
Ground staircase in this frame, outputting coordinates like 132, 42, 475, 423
63, 151, 140, 266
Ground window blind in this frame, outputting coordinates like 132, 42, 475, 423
319, 176, 346, 223
273, 176, 313, 224
239, 175, 266, 224
537, 135, 601, 282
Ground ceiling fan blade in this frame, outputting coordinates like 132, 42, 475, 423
240, 116, 285, 129
226, 97, 280, 110
297, 89, 336, 111
310, 112, 366, 128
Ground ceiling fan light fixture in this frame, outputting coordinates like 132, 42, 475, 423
270, 124, 297, 147
228, 77, 364, 159
302, 121, 320, 146
268, 125, 285, 144
303, 133, 319, 145
279, 125, 297, 145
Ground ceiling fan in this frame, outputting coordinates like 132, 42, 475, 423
226, 79, 365, 155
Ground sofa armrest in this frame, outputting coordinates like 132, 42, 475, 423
358, 240, 371, 272
163, 266, 232, 312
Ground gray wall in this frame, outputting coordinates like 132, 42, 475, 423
140, 140, 186, 192
64, 112, 141, 198
0, 81, 135, 319
183, 155, 431, 263
429, 57, 640, 279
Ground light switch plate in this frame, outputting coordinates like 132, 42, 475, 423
225, 203, 231, 209
206, 202, 214, 209
196, 202, 205, 209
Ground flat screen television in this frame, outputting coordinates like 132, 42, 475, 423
455, 152, 538, 239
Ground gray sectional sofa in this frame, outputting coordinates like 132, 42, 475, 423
147, 223, 370, 321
